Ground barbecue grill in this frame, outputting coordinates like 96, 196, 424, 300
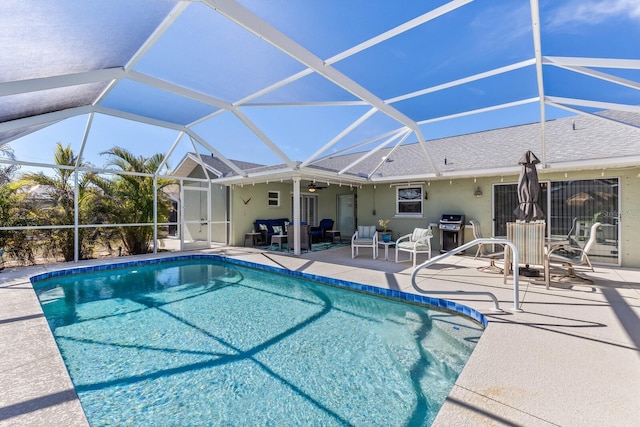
439, 214, 465, 253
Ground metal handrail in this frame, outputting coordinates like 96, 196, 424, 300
410, 238, 522, 312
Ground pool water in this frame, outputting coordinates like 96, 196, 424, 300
33, 258, 482, 426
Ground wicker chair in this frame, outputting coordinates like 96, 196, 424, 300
288, 224, 310, 252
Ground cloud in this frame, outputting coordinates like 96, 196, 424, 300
547, 0, 640, 28
469, 3, 532, 53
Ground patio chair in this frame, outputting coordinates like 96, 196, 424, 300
469, 220, 505, 274
351, 225, 378, 259
288, 224, 310, 252
309, 219, 334, 243
505, 220, 549, 288
395, 227, 433, 267
566, 217, 579, 246
548, 222, 601, 282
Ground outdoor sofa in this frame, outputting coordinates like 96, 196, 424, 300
254, 218, 290, 244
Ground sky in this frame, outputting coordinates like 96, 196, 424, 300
3, 0, 639, 174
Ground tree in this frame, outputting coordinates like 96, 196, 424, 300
0, 144, 20, 185
96, 147, 172, 255
0, 145, 35, 264
18, 143, 97, 262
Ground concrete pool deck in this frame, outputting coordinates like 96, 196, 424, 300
1, 245, 639, 426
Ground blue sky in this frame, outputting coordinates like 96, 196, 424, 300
5, 0, 640, 172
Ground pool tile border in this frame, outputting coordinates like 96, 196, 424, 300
30, 254, 488, 328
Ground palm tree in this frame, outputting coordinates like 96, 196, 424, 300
0, 145, 36, 264
18, 143, 97, 262
96, 147, 172, 255
0, 144, 19, 185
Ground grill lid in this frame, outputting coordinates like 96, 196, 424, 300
439, 214, 465, 223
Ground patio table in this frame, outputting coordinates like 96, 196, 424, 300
271, 234, 287, 251
378, 240, 395, 261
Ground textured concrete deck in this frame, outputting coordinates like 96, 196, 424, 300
1, 245, 639, 426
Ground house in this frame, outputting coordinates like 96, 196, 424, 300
172, 112, 640, 268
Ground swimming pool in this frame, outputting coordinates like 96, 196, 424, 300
32, 255, 484, 426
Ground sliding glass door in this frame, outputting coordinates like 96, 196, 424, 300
549, 179, 619, 264
493, 178, 619, 265
493, 182, 548, 237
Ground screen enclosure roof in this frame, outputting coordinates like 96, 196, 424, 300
1, 0, 639, 185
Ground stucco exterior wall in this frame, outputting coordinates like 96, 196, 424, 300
219, 167, 639, 267
229, 182, 355, 246
325, 167, 640, 267
612, 168, 640, 268
230, 182, 293, 246
355, 180, 495, 252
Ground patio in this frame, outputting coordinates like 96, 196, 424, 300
1, 245, 638, 426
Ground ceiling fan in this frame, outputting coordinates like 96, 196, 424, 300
307, 182, 327, 193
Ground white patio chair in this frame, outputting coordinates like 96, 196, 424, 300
351, 225, 378, 259
395, 227, 432, 267
470, 219, 505, 274
548, 222, 601, 282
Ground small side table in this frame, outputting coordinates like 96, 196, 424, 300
325, 230, 341, 243
245, 232, 262, 247
270, 234, 287, 251
378, 240, 395, 261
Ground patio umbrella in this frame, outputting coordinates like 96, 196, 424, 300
512, 150, 545, 277
513, 150, 545, 221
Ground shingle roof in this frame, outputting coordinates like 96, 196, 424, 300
179, 112, 640, 183
198, 155, 263, 177
311, 113, 640, 179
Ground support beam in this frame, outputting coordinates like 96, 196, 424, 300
301, 108, 378, 167
387, 59, 536, 104
546, 100, 640, 131
0, 106, 92, 133
0, 68, 124, 97
546, 97, 640, 113
292, 177, 301, 255
127, 70, 232, 110
543, 56, 640, 69
231, 108, 297, 169
543, 62, 640, 92
529, 0, 546, 166
339, 129, 408, 175
186, 129, 249, 177
201, 0, 421, 135
368, 130, 412, 179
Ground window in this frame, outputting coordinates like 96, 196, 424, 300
267, 190, 280, 207
292, 194, 318, 226
396, 186, 423, 216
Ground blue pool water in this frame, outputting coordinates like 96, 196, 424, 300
33, 256, 483, 426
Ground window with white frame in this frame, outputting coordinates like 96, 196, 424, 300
268, 190, 280, 207
396, 186, 423, 216
291, 194, 318, 226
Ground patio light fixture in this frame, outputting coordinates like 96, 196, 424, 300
474, 187, 483, 198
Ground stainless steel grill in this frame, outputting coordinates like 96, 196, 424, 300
439, 214, 465, 253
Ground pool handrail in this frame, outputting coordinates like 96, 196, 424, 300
410, 238, 522, 313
